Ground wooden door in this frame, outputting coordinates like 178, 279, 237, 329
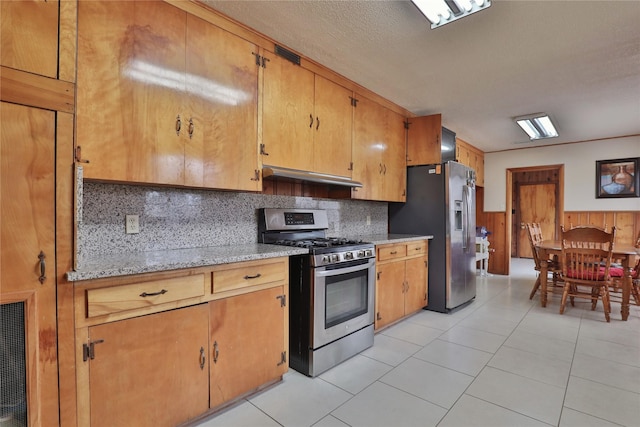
517, 183, 557, 257
209, 286, 286, 408
186, 15, 260, 190
352, 95, 385, 201
313, 75, 353, 177
382, 108, 407, 202
375, 261, 406, 330
77, 0, 187, 185
1, 0, 58, 78
262, 51, 315, 171
88, 305, 209, 427
404, 256, 428, 314
1, 102, 58, 426
407, 114, 441, 166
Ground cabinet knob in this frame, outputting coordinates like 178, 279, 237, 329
188, 118, 194, 139
175, 115, 182, 136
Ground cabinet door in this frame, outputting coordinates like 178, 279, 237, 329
1, 0, 58, 78
407, 114, 442, 166
352, 96, 385, 201
262, 51, 315, 171
77, 1, 187, 185
186, 15, 260, 190
1, 102, 58, 425
210, 286, 287, 408
375, 261, 406, 330
313, 75, 353, 177
404, 256, 428, 314
88, 305, 209, 427
382, 108, 407, 202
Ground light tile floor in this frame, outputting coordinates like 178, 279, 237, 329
195, 258, 640, 427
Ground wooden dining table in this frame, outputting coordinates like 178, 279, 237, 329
536, 240, 639, 321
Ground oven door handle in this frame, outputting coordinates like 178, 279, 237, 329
315, 259, 375, 277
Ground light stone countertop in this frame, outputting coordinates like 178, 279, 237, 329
343, 233, 433, 245
67, 235, 433, 282
67, 244, 309, 282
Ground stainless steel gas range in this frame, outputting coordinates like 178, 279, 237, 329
259, 208, 375, 377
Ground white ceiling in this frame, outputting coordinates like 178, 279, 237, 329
200, 0, 640, 153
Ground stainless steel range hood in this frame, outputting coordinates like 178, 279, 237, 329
262, 165, 363, 188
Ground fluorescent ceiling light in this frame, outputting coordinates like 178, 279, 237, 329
411, 0, 491, 29
515, 113, 559, 140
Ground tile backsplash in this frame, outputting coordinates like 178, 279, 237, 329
78, 182, 388, 264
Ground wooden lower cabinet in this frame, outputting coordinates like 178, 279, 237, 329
209, 286, 287, 408
375, 241, 428, 330
87, 304, 210, 427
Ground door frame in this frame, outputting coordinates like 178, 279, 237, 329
504, 164, 564, 274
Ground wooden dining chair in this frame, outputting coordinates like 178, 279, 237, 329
559, 226, 617, 322
608, 230, 640, 306
526, 222, 562, 300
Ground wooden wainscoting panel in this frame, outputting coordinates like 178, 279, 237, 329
563, 211, 639, 246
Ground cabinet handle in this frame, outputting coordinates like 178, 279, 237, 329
244, 273, 262, 280
188, 118, 194, 139
38, 251, 46, 284
139, 289, 168, 297
175, 115, 181, 136
309, 114, 314, 128
213, 341, 219, 364
260, 143, 269, 156
199, 347, 206, 370
383, 164, 387, 175
316, 116, 320, 130
250, 170, 260, 181
390, 251, 398, 255
376, 312, 382, 321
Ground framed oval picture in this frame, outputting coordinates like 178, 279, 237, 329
596, 158, 639, 198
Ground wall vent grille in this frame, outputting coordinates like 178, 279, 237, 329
275, 45, 301, 65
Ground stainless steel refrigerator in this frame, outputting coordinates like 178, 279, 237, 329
389, 161, 476, 313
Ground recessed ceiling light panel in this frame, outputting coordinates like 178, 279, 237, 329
515, 113, 559, 140
411, 0, 492, 29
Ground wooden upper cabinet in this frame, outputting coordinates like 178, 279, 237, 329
352, 95, 406, 202
77, 1, 186, 185
77, 1, 260, 190
1, 0, 58, 78
313, 75, 353, 177
186, 15, 260, 191
261, 51, 315, 171
456, 137, 485, 187
407, 114, 442, 166
261, 53, 354, 177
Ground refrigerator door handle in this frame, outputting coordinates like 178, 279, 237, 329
462, 185, 471, 253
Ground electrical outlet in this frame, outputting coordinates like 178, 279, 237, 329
366, 215, 371, 226
125, 215, 140, 234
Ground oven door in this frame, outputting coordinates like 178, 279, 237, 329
312, 257, 375, 349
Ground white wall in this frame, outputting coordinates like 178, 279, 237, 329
484, 135, 640, 212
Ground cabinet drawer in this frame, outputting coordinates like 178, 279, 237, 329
86, 274, 206, 318
406, 241, 427, 256
212, 259, 286, 294
377, 244, 407, 261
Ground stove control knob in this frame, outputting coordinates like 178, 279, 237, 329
345, 252, 354, 260
357, 250, 365, 258
322, 255, 330, 264
364, 249, 373, 257
331, 254, 340, 263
